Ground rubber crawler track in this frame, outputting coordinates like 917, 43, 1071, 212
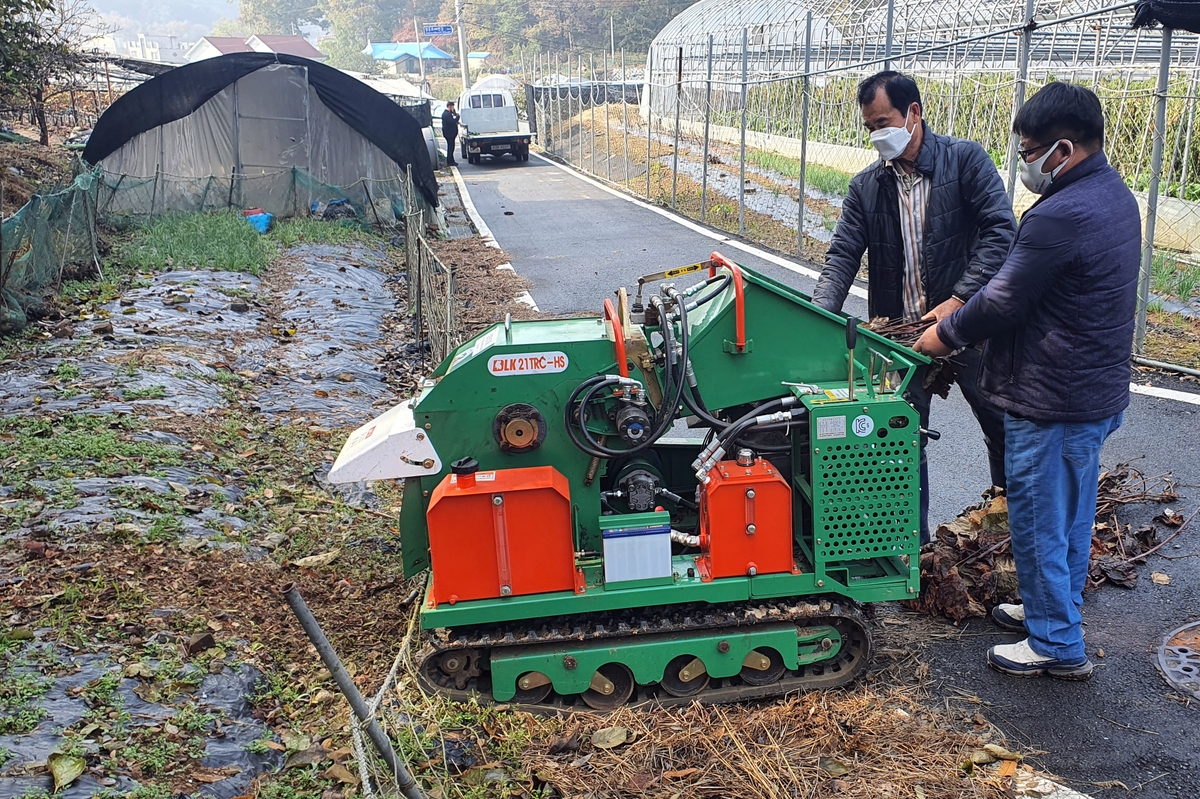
415, 598, 873, 712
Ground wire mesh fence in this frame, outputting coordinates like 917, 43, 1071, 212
401, 170, 460, 364
1, 165, 426, 334
525, 0, 1200, 373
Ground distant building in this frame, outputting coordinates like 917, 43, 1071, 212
88, 32, 193, 64
185, 35, 326, 63
363, 42, 455, 75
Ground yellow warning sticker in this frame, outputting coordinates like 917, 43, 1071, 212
663, 262, 706, 279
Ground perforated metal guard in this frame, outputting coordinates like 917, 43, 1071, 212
813, 440, 919, 563
1158, 621, 1200, 700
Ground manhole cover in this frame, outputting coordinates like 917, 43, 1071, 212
1158, 621, 1200, 700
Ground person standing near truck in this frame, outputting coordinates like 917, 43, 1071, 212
441, 101, 460, 167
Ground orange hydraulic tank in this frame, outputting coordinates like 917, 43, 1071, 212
699, 458, 794, 579
427, 465, 575, 604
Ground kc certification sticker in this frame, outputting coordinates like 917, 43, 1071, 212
852, 414, 875, 437
488, 351, 569, 376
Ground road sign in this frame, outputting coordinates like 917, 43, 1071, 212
423, 24, 453, 36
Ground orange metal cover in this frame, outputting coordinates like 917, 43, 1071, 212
427, 466, 575, 604
700, 459, 793, 579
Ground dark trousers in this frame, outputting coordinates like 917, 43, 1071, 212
445, 134, 458, 164
904, 344, 1007, 543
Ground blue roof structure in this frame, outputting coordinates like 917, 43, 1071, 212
362, 42, 455, 61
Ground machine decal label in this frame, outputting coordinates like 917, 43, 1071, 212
450, 472, 496, 483
823, 388, 850, 400
488, 351, 569, 376
852, 415, 875, 437
448, 329, 502, 373
817, 415, 846, 440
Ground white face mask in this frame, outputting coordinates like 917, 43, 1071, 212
1018, 140, 1073, 195
869, 110, 916, 162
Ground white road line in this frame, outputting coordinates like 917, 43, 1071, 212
450, 166, 500, 249
1130, 382, 1200, 406
530, 152, 869, 299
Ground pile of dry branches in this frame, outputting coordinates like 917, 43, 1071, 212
906, 464, 1188, 622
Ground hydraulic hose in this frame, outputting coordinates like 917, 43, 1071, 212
564, 293, 688, 459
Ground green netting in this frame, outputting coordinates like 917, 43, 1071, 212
1, 166, 412, 333
1, 169, 100, 333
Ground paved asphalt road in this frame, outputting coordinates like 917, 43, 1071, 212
457, 155, 1200, 798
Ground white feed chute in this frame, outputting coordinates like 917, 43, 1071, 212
328, 402, 441, 484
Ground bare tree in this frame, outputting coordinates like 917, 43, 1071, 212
1, 0, 99, 145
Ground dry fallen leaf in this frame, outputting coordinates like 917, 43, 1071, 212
293, 549, 340, 569
325, 764, 359, 785
591, 727, 628, 749
998, 760, 1018, 778
819, 757, 852, 776
1151, 572, 1171, 586
662, 768, 699, 780
983, 744, 1023, 761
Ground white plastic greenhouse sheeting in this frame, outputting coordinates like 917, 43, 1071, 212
665, 114, 1200, 254
98, 64, 406, 216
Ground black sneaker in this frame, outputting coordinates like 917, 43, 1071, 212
992, 603, 1027, 632
987, 639, 1093, 680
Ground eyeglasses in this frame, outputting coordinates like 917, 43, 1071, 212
1017, 140, 1077, 162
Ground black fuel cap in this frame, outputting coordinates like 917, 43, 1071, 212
451, 457, 479, 475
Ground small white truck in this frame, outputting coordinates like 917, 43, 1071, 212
458, 87, 531, 164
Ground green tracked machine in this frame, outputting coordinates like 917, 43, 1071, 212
329, 253, 929, 710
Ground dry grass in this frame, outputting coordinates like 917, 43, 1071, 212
1143, 308, 1200, 371
371, 605, 1011, 799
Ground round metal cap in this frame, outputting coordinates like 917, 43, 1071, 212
1158, 621, 1200, 700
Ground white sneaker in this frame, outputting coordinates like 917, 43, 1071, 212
987, 638, 1093, 680
992, 603, 1026, 632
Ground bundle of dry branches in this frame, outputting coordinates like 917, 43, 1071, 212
906, 464, 1186, 621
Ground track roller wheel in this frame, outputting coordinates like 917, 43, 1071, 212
739, 647, 786, 686
513, 671, 553, 704
660, 655, 710, 697
581, 663, 634, 710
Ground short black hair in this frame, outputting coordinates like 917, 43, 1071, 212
1013, 82, 1105, 148
447, 101, 455, 107
856, 71, 922, 114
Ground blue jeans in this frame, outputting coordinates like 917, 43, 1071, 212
1004, 411, 1123, 662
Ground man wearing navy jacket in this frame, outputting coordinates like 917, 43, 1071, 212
915, 82, 1141, 680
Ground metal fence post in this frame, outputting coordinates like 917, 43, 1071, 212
1136, 27, 1173, 354
579, 55, 585, 169
701, 34, 713, 223
1006, 0, 1037, 201
671, 45, 683, 209
622, 49, 630, 188
885, 0, 895, 70
604, 50, 612, 182
739, 26, 749, 236
798, 11, 812, 256
646, 51, 654, 199
590, 52, 597, 175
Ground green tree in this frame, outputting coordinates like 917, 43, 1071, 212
236, 0, 323, 35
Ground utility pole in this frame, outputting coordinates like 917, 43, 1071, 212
454, 0, 470, 91
610, 15, 615, 62
414, 18, 425, 79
